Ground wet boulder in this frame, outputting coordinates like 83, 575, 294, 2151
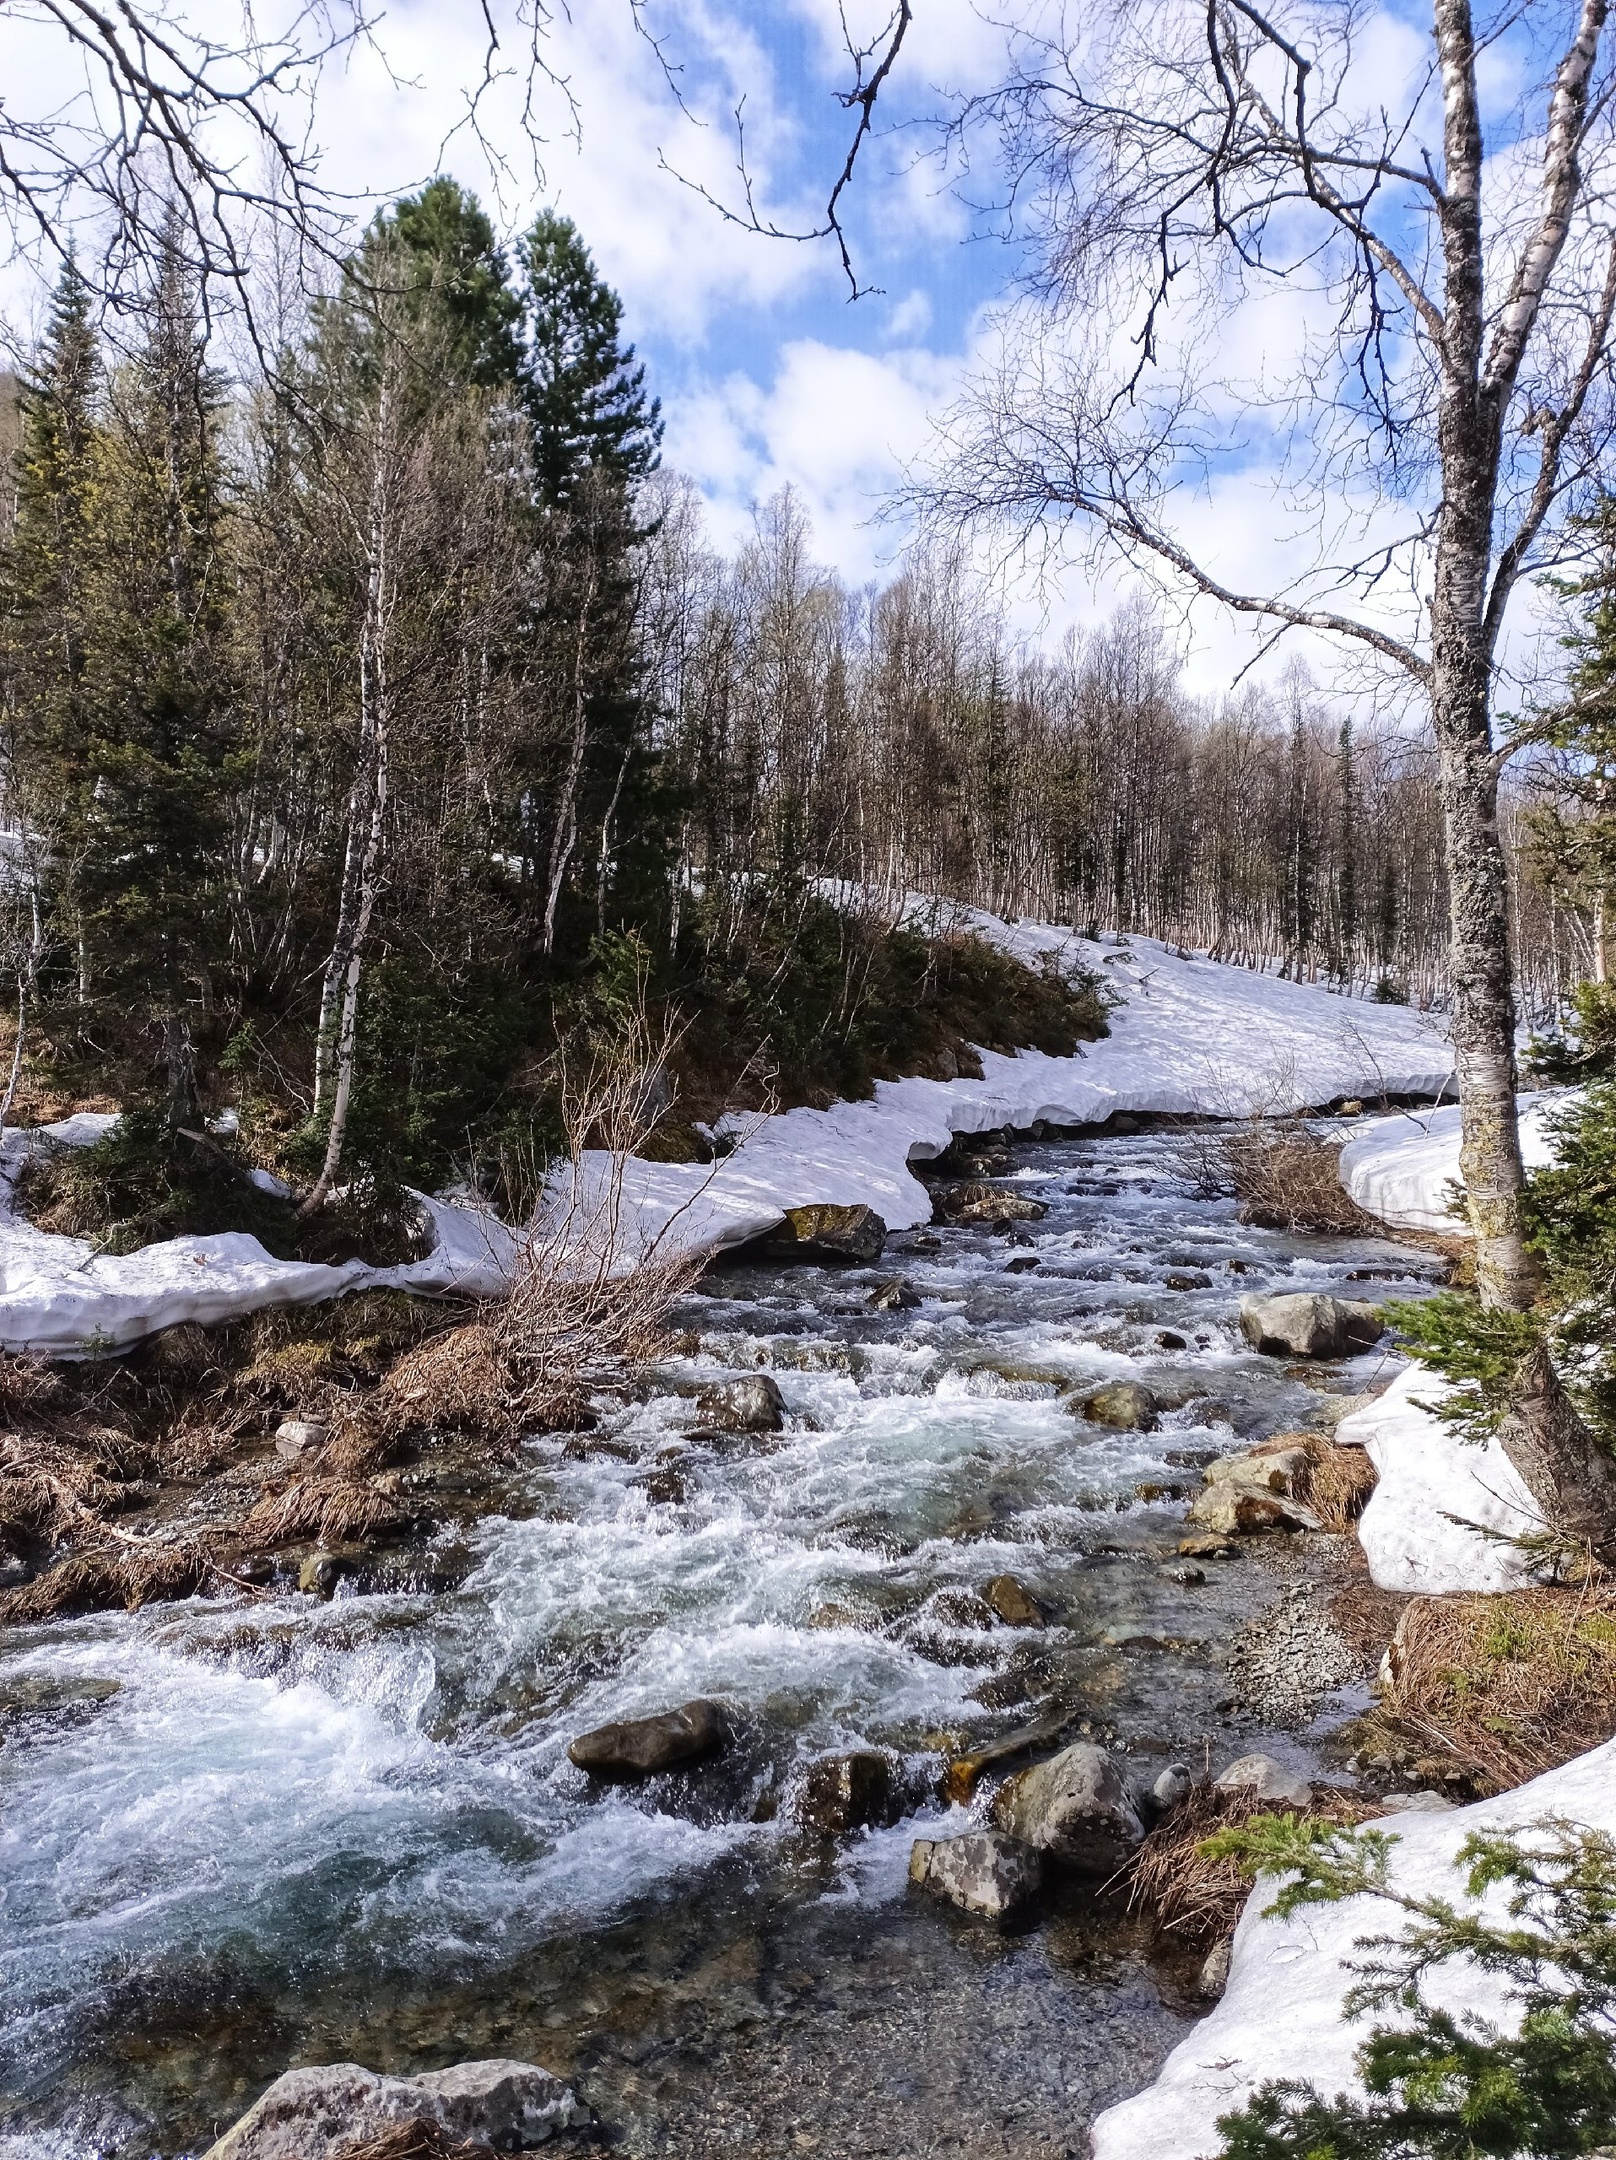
696, 1374, 784, 1433
1214, 1752, 1314, 1808
909, 1829, 1044, 1919
991, 1741, 1144, 1873
1152, 1763, 1196, 1813
1239, 1293, 1384, 1359
794, 1750, 895, 1834
1078, 1381, 1158, 1431
980, 1573, 1047, 1628
1185, 1485, 1318, 1536
933, 1181, 1049, 1226
869, 1277, 921, 1312
201, 2058, 589, 2160
568, 1699, 727, 1779
753, 1204, 887, 1266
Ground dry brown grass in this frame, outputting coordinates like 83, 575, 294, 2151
1273, 1429, 1380, 1531
0, 1537, 217, 1623
241, 1475, 403, 1550
1223, 1126, 1379, 1235
374, 1322, 516, 1438
1375, 1586, 1616, 1794
1123, 1781, 1384, 1950
333, 2122, 491, 2160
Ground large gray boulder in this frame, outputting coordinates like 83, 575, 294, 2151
909, 1829, 1044, 1918
753, 1204, 887, 1266
1214, 1752, 1314, 1808
568, 1699, 726, 1778
696, 1374, 784, 1433
202, 2059, 588, 2160
1239, 1293, 1383, 1359
991, 1741, 1144, 1873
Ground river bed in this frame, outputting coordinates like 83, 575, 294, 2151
0, 1125, 1443, 2159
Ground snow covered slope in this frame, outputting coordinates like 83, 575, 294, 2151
1338, 1092, 1571, 1233
1339, 1365, 1540, 1594
0, 932, 1451, 1352
1092, 1735, 1616, 2160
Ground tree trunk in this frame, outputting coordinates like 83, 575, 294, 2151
1431, 0, 1537, 1312
1496, 1342, 1616, 1561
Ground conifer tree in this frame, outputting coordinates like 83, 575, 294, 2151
2, 252, 103, 977
518, 211, 662, 504
79, 213, 238, 1136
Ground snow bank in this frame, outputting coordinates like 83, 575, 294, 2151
0, 1118, 516, 1356
0, 931, 1451, 1353
1340, 1365, 1541, 1595
1338, 1092, 1571, 1234
569, 931, 1453, 1268
1092, 1733, 1616, 2160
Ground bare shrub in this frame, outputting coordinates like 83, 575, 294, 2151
494, 1002, 747, 1420
1123, 1780, 1382, 1950
1223, 1124, 1379, 1235
1374, 1586, 1616, 1794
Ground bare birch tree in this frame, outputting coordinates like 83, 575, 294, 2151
912, 0, 1616, 1311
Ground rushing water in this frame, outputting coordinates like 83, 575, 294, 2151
0, 1126, 1444, 2159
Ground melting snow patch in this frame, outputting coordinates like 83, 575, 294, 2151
1338, 1092, 1572, 1234
1092, 1734, 1616, 2160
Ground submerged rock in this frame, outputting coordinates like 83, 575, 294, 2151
1214, 1752, 1314, 1808
696, 1373, 785, 1432
1239, 1293, 1384, 1359
568, 1699, 727, 1779
992, 1741, 1144, 1873
753, 1204, 887, 1266
909, 1829, 1044, 1919
1078, 1381, 1158, 1431
202, 2058, 589, 2160
794, 1750, 895, 1834
980, 1573, 1047, 1628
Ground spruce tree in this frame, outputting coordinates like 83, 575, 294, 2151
367, 176, 524, 391
2, 252, 103, 957
518, 211, 663, 504
79, 213, 238, 1137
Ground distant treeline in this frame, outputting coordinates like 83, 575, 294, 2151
0, 178, 1573, 1230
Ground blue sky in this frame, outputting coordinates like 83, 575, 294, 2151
304, 0, 1020, 583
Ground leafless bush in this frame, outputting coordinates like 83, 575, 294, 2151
494, 1001, 753, 1420
1223, 1123, 1379, 1236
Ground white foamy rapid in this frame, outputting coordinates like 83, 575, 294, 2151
0, 1128, 1446, 2153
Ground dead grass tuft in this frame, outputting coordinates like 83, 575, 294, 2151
0, 1537, 216, 1624
241, 1475, 403, 1550
1274, 1429, 1380, 1531
1224, 1126, 1378, 1236
1374, 1586, 1616, 1793
333, 2122, 491, 2160
374, 1322, 515, 1438
1124, 1780, 1383, 1950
